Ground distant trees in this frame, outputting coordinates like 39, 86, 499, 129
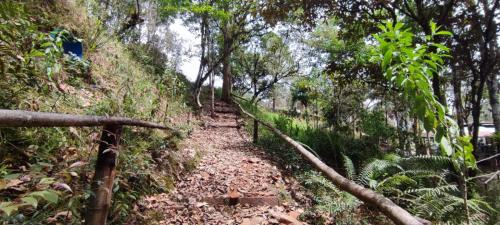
233, 33, 298, 103
160, 0, 266, 106
277, 0, 500, 153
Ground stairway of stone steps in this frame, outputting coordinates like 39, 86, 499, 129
127, 101, 311, 225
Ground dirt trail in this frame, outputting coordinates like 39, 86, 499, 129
133, 102, 312, 224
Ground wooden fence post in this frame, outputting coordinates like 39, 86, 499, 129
85, 125, 123, 225
253, 119, 258, 143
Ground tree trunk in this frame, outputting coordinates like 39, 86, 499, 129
208, 25, 215, 117
471, 72, 487, 155
210, 70, 215, 117
487, 73, 499, 161
468, 0, 499, 154
221, 22, 233, 103
487, 71, 500, 134
413, 117, 425, 155
272, 95, 276, 112
452, 67, 466, 136
432, 73, 446, 107
194, 15, 208, 108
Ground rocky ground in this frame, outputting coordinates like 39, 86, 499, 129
129, 102, 313, 224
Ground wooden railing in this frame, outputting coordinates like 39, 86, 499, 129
232, 98, 428, 225
0, 109, 167, 225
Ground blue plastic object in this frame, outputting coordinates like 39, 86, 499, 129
62, 40, 83, 59
50, 29, 83, 59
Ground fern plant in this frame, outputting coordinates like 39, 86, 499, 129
342, 154, 494, 224
300, 171, 361, 224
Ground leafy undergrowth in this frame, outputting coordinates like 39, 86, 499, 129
238, 100, 494, 224
0, 1, 194, 224
237, 101, 389, 224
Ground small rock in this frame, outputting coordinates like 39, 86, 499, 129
240, 216, 264, 225
269, 210, 303, 225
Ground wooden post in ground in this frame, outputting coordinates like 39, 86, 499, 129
253, 119, 258, 143
85, 125, 123, 225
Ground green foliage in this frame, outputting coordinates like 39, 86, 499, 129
342, 154, 493, 224
246, 90, 493, 224
160, 0, 231, 21
291, 77, 318, 108
359, 110, 395, 143
234, 31, 297, 102
300, 171, 361, 224
370, 20, 461, 158
238, 100, 389, 223
0, 1, 191, 224
0, 173, 62, 222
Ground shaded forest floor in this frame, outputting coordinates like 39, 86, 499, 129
127, 101, 313, 224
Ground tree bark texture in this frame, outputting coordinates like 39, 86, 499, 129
221, 22, 234, 103
85, 125, 122, 225
0, 110, 166, 129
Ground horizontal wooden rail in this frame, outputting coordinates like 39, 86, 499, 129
0, 109, 166, 129
233, 100, 428, 225
0, 109, 169, 225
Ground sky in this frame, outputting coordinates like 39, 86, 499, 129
169, 19, 223, 87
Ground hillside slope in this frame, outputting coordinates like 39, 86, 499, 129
0, 1, 194, 224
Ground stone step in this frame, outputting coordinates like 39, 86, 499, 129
202, 195, 280, 207
205, 123, 241, 128
215, 107, 238, 114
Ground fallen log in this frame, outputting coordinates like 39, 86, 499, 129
234, 101, 428, 225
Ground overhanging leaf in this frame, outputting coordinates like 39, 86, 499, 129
440, 137, 453, 156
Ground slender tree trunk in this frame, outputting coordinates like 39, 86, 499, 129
209, 30, 215, 117
487, 73, 500, 159
221, 22, 233, 103
210, 71, 215, 116
194, 16, 208, 108
272, 89, 276, 112
85, 125, 122, 225
471, 80, 486, 156
487, 72, 500, 134
432, 74, 446, 107
469, 0, 499, 154
452, 67, 466, 136
413, 117, 425, 155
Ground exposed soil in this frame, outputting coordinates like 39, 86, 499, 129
128, 102, 313, 224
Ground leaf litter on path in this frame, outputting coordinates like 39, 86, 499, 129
128, 102, 312, 224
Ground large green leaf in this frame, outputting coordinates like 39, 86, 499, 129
0, 202, 18, 216
21, 196, 38, 208
382, 46, 393, 70
440, 137, 453, 156
29, 190, 59, 204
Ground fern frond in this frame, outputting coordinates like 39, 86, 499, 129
376, 174, 417, 191
401, 155, 461, 173
357, 159, 402, 186
342, 154, 356, 180
405, 184, 459, 198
